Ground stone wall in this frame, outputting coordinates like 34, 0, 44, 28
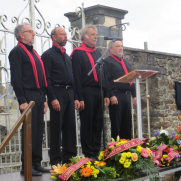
123, 47, 181, 138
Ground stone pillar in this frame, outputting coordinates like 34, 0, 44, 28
64, 5, 128, 54
64, 5, 128, 143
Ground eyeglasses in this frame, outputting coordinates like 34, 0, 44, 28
21, 30, 35, 34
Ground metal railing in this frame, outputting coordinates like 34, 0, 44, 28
0, 101, 35, 181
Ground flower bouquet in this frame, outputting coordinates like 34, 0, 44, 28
143, 118, 181, 167
98, 137, 158, 181
50, 156, 118, 181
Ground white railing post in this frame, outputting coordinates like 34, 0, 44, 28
29, 0, 37, 50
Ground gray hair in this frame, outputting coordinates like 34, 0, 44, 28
14, 23, 29, 41
80, 24, 97, 41
51, 28, 57, 40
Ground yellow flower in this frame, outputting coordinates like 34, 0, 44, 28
94, 161, 99, 165
126, 152, 132, 158
136, 146, 143, 153
116, 142, 122, 146
131, 153, 138, 162
119, 158, 125, 164
146, 148, 152, 156
124, 161, 131, 168
121, 152, 127, 158
98, 151, 104, 160
163, 155, 168, 158
91, 167, 99, 178
120, 141, 128, 144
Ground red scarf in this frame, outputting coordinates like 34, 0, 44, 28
53, 42, 65, 54
110, 53, 132, 86
18, 42, 48, 88
70, 42, 98, 82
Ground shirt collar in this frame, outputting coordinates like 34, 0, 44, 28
19, 41, 33, 51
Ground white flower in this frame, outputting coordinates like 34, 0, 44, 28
150, 137, 156, 141
159, 130, 169, 136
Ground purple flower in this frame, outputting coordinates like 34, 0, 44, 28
154, 131, 160, 136
177, 140, 181, 144
172, 132, 176, 138
175, 153, 180, 158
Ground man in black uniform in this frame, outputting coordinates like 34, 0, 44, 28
70, 24, 110, 160
104, 40, 137, 140
41, 27, 79, 166
9, 23, 49, 176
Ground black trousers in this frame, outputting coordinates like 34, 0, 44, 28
80, 86, 103, 157
48, 87, 76, 165
109, 91, 132, 140
21, 89, 44, 169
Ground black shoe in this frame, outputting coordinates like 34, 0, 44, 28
20, 168, 42, 176
34, 166, 50, 173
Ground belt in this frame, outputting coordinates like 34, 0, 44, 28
113, 90, 131, 94
53, 84, 72, 89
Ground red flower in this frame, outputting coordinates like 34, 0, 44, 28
177, 125, 181, 132
163, 149, 169, 154
142, 138, 150, 148
151, 149, 156, 153
175, 135, 179, 140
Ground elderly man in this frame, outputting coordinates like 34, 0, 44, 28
104, 40, 137, 140
8, 23, 49, 176
70, 24, 110, 160
41, 27, 79, 166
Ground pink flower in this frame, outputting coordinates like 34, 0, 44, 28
141, 148, 148, 157
107, 141, 117, 146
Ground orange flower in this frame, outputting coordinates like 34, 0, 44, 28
175, 135, 179, 139
120, 139, 129, 142
109, 145, 115, 150
50, 164, 67, 175
146, 148, 152, 156
96, 161, 106, 167
175, 150, 179, 153
80, 167, 92, 177
131, 153, 138, 162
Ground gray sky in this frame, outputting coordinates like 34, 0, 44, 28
1, 0, 181, 55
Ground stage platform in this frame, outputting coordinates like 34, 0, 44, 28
0, 172, 51, 181
0, 165, 181, 181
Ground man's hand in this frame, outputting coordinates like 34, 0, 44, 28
79, 101, 85, 111
44, 102, 48, 114
74, 100, 80, 110
19, 102, 28, 111
110, 96, 118, 105
51, 99, 61, 111
133, 97, 137, 105
104, 98, 110, 109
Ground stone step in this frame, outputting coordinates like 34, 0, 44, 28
0, 172, 51, 181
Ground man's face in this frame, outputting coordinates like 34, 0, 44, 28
83, 28, 97, 47
54, 28, 67, 47
110, 41, 123, 58
20, 25, 35, 45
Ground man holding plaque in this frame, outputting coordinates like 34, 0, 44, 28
104, 40, 137, 140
